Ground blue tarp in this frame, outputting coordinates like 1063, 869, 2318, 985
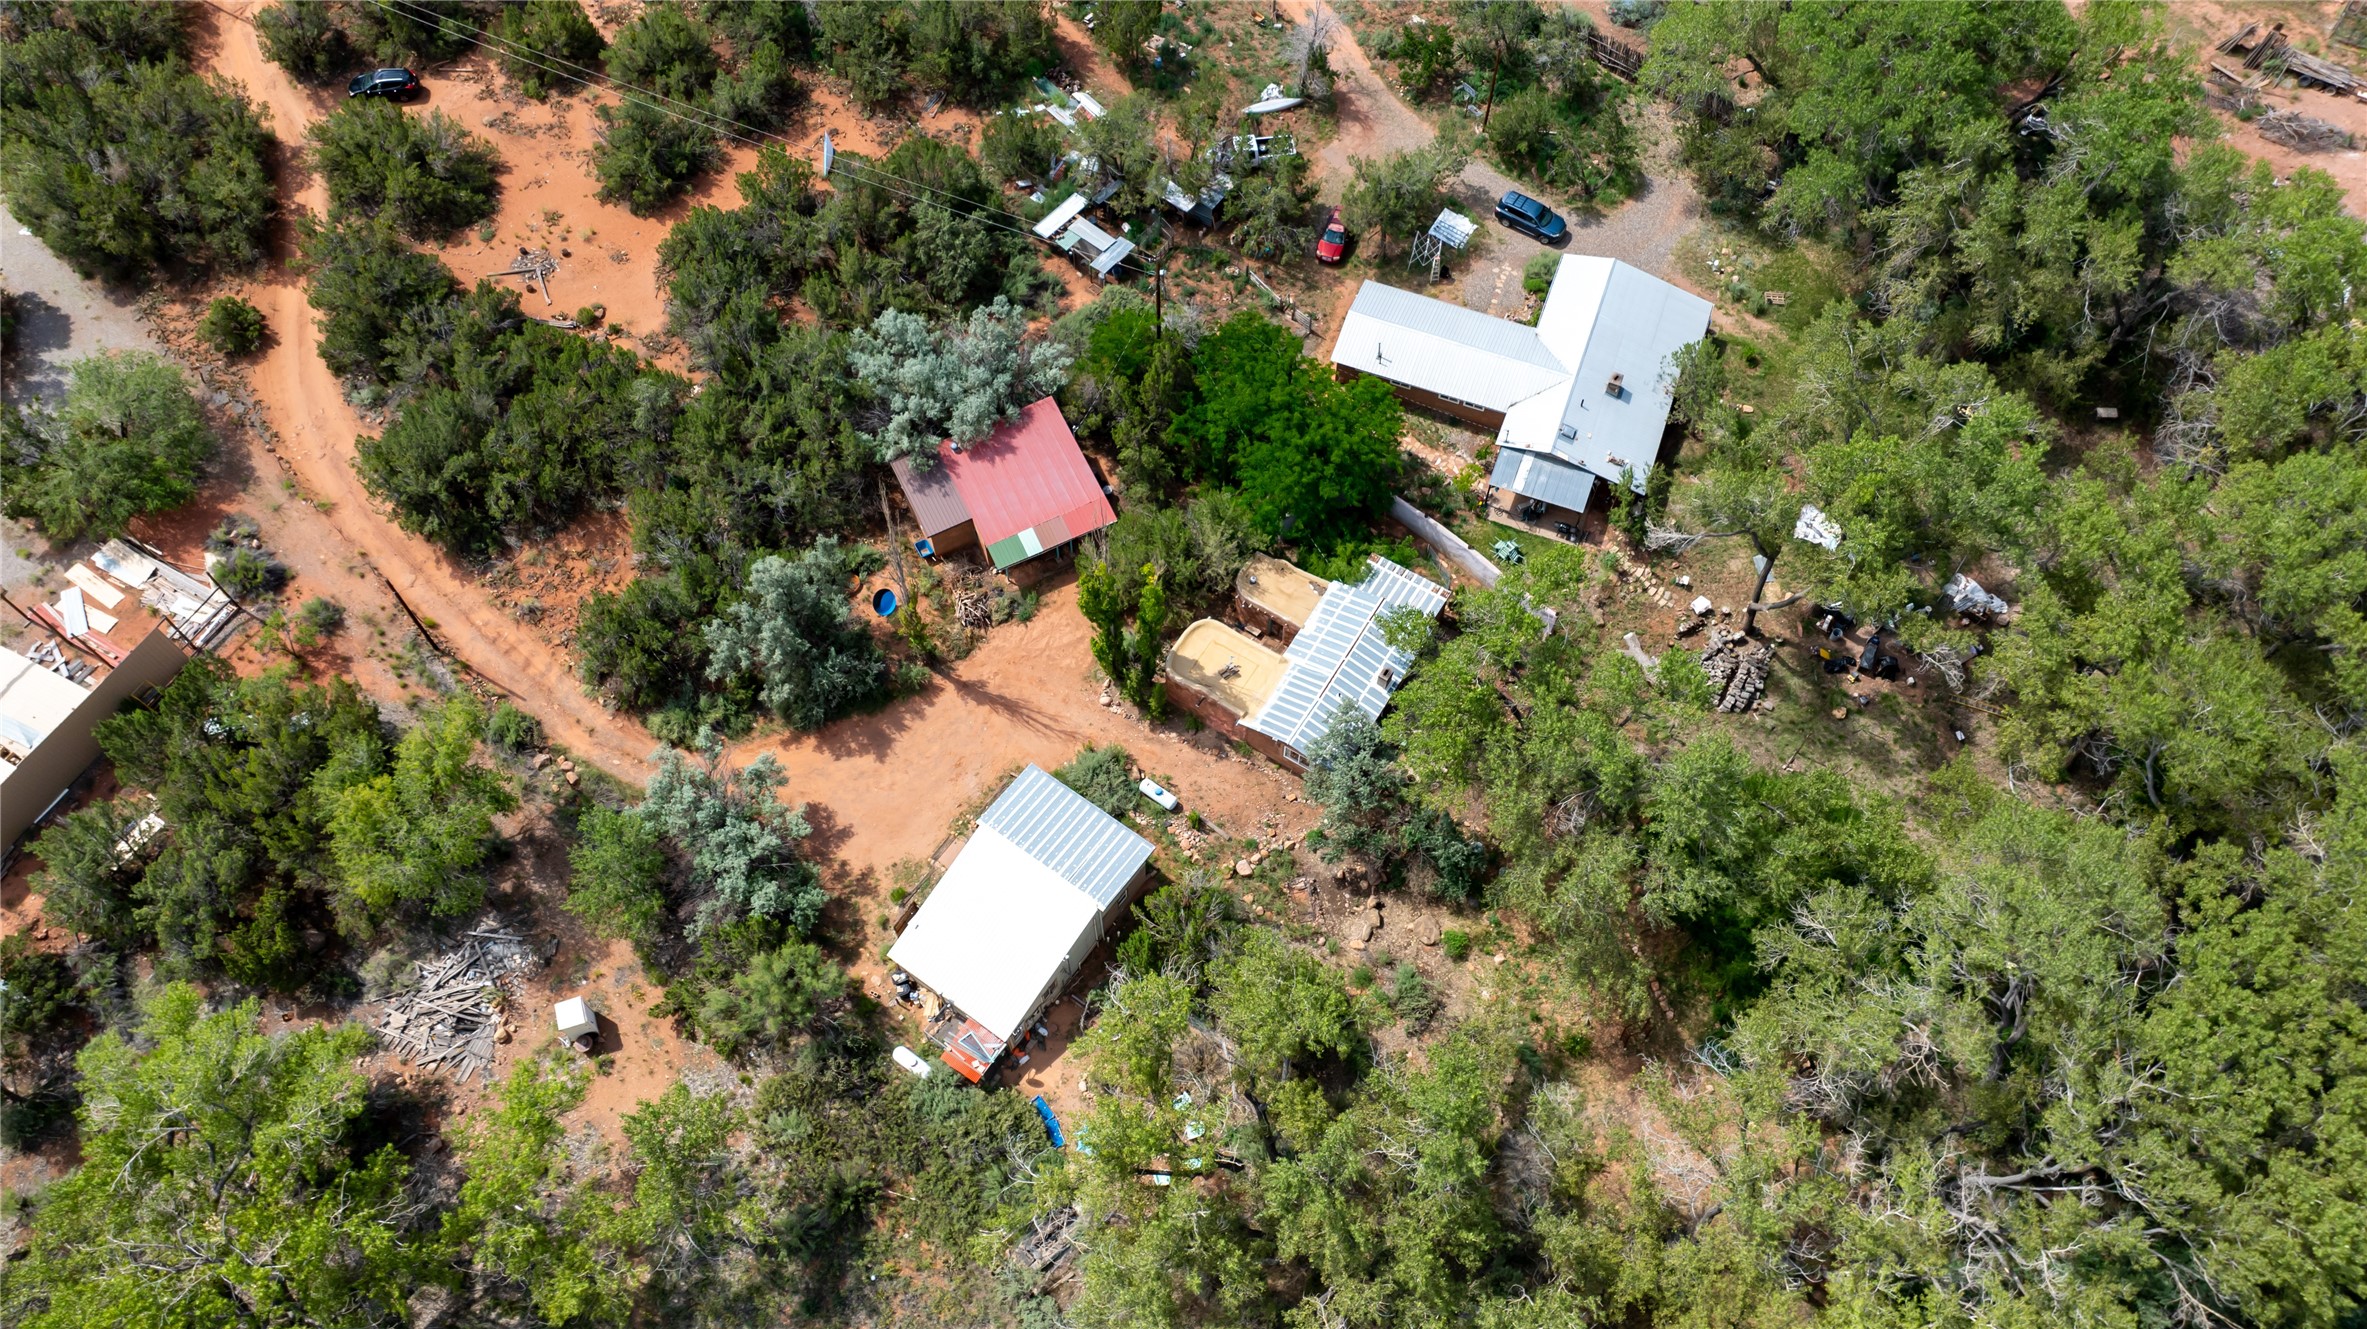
1033, 1094, 1065, 1148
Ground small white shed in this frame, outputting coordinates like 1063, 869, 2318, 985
553, 996, 597, 1042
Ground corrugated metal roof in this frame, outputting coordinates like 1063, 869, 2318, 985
979, 764, 1155, 909
1034, 193, 1088, 239
890, 455, 974, 537
1248, 556, 1447, 754
1490, 445, 1599, 511
1507, 257, 1712, 494
1331, 281, 1569, 413
937, 398, 1116, 564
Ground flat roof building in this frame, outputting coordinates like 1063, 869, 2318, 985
3, 625, 189, 848
1165, 555, 1447, 772
889, 764, 1154, 1080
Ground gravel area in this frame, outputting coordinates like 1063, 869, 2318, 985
2, 201, 162, 404
1280, 2, 1705, 316
2, 201, 169, 596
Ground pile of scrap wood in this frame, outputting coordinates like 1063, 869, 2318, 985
376, 929, 538, 1083
955, 587, 994, 629
1012, 1205, 1081, 1280
2222, 22, 2362, 92
1697, 626, 1774, 714
2257, 108, 2356, 149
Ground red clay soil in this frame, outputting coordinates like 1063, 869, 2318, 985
192, 2, 660, 777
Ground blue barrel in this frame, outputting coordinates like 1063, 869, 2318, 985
915, 537, 936, 559
872, 588, 899, 617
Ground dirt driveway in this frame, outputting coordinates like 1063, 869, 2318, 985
1283, 0, 1706, 321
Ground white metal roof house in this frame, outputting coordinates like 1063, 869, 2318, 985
1331, 256, 1712, 519
889, 764, 1154, 1078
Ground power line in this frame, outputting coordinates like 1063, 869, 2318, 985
368, 0, 1164, 278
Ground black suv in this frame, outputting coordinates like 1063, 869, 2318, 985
348, 68, 422, 100
1494, 190, 1567, 243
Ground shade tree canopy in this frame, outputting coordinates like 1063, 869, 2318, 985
847, 298, 1073, 467
0, 350, 213, 543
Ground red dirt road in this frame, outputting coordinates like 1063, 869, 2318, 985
190, 0, 1312, 883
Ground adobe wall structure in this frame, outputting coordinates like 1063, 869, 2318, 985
1331, 364, 1507, 431
1162, 677, 1304, 773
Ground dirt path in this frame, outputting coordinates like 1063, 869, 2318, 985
1290, 2, 1707, 325
1287, 0, 1438, 185
192, 2, 660, 778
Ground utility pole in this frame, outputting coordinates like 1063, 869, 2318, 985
1153, 266, 1166, 338
1481, 43, 1505, 130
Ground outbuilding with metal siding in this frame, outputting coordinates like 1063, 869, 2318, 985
888, 765, 1154, 1059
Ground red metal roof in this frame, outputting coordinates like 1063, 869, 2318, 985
937, 398, 1115, 554
890, 455, 973, 538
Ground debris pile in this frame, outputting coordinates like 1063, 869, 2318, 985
1697, 626, 1775, 713
1013, 1205, 1082, 1282
376, 929, 538, 1084
2256, 109, 2355, 151
955, 587, 995, 629
2220, 22, 2363, 92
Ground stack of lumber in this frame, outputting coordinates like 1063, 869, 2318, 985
1697, 627, 1775, 714
2230, 24, 2364, 92
376, 930, 536, 1084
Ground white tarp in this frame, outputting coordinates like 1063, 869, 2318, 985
1793, 503, 1844, 550
1942, 573, 2009, 617
1073, 90, 1106, 119
1244, 95, 1304, 114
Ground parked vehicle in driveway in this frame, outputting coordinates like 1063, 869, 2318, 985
348, 68, 422, 100
1493, 190, 1566, 243
1315, 207, 1351, 263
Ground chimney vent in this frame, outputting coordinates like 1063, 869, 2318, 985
1606, 371, 1625, 394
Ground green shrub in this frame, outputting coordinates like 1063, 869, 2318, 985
295, 219, 458, 381
292, 596, 346, 648
494, 0, 606, 98
0, 351, 213, 542
0, 932, 82, 1053
0, 44, 273, 282
1522, 251, 1560, 295
256, 1, 351, 83
1053, 744, 1140, 817
1386, 961, 1440, 1029
486, 701, 543, 752
198, 295, 267, 356
213, 547, 289, 600
310, 99, 502, 239
1441, 929, 1472, 962
592, 100, 724, 215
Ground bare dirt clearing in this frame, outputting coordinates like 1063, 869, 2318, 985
2172, 0, 2367, 213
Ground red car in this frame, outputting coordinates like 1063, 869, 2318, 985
1316, 207, 1350, 263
